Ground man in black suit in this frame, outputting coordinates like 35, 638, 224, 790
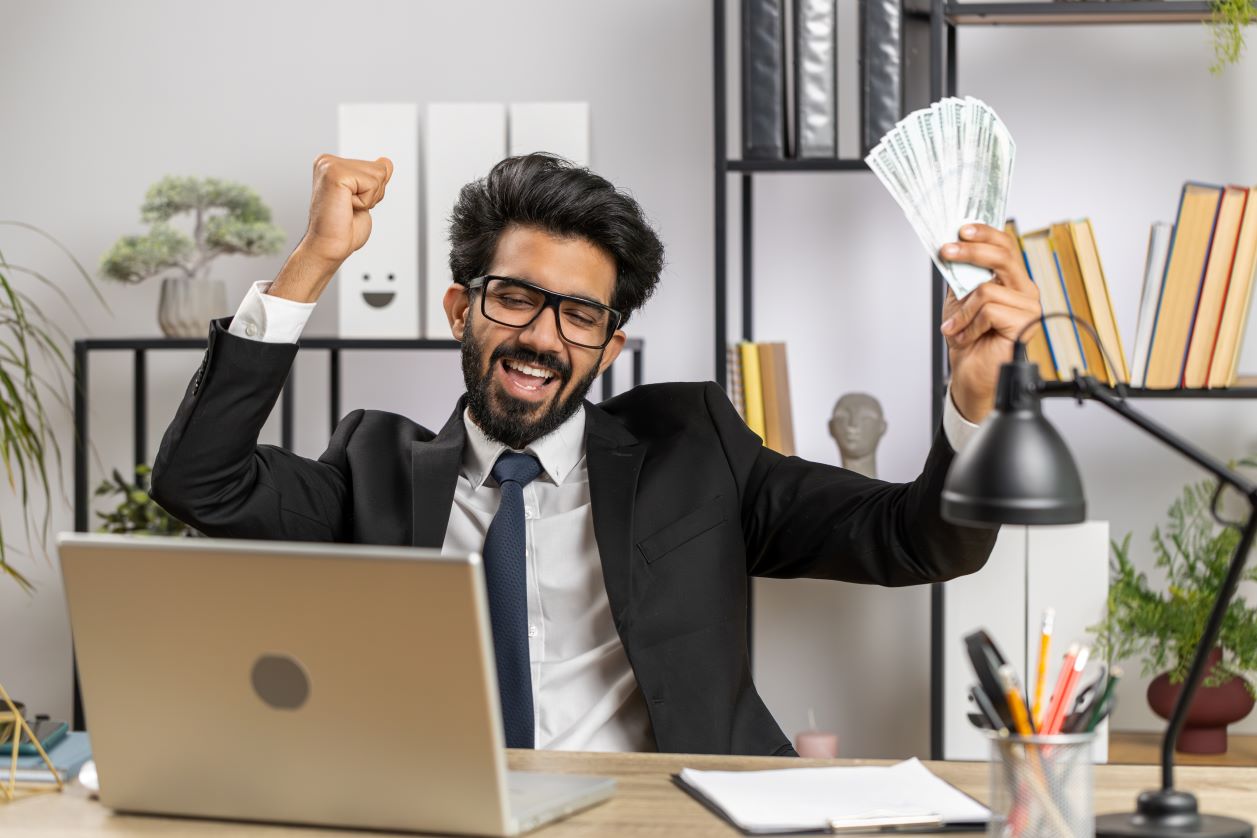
152, 152, 1041, 756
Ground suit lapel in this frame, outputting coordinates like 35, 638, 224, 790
584, 401, 645, 629
411, 400, 468, 548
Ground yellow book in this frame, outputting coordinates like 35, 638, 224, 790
1183, 185, 1247, 388
1210, 186, 1257, 387
739, 342, 766, 440
1007, 220, 1057, 381
1069, 219, 1129, 384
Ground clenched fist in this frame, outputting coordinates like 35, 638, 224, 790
269, 154, 394, 304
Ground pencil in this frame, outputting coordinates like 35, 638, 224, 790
1044, 645, 1090, 735
997, 664, 1035, 736
1032, 608, 1054, 729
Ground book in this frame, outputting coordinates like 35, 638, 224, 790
859, 0, 902, 155
1144, 182, 1225, 389
739, 342, 767, 440
1209, 186, 1257, 387
1130, 222, 1174, 388
1007, 220, 1057, 381
757, 342, 796, 455
9, 731, 91, 784
1183, 185, 1248, 387
793, 0, 838, 158
675, 758, 989, 834
726, 344, 746, 420
1022, 228, 1086, 380
1050, 222, 1109, 382
1069, 219, 1129, 384
742, 0, 787, 159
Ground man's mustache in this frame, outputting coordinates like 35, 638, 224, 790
488, 343, 572, 384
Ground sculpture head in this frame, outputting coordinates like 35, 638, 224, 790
829, 393, 887, 460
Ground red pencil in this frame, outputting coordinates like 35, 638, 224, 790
1043, 644, 1090, 735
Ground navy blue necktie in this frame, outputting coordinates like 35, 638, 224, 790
483, 451, 543, 748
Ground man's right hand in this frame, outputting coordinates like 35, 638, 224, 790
269, 154, 394, 303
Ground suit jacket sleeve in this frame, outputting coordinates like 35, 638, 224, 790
150, 318, 356, 541
702, 382, 997, 585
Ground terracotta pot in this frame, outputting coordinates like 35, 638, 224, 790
1146, 647, 1255, 754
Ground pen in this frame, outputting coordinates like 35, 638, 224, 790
1043, 644, 1090, 735
997, 664, 1036, 736
1086, 666, 1122, 732
1032, 608, 1054, 729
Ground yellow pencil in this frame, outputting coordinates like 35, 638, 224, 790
998, 664, 1036, 736
1032, 608, 1054, 729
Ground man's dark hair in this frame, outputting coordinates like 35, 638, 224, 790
448, 153, 664, 325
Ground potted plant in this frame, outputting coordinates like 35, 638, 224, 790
0, 221, 105, 590
99, 176, 285, 337
94, 464, 191, 536
1091, 474, 1257, 754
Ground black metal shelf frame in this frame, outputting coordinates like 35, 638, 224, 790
711, 0, 1257, 760
72, 335, 644, 532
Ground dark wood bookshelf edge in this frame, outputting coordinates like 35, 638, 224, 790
76, 336, 644, 351
940, 0, 1228, 26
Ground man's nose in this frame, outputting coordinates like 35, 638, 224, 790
517, 304, 566, 355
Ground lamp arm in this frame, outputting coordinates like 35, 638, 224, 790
1038, 370, 1257, 792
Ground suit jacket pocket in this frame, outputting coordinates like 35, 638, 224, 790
637, 497, 726, 565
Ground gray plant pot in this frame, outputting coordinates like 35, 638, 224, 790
157, 277, 228, 338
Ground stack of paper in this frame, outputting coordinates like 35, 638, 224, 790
676, 758, 989, 834
865, 97, 1016, 300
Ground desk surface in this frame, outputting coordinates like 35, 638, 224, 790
3, 750, 1257, 836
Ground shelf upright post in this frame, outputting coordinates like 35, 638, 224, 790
928, 0, 951, 762
329, 348, 341, 436
133, 349, 147, 468
714, 0, 729, 390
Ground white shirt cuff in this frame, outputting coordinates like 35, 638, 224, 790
226, 280, 316, 343
943, 384, 981, 454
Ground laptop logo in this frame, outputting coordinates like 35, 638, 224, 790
251, 653, 311, 710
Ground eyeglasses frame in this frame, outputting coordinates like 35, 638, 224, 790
465, 275, 623, 350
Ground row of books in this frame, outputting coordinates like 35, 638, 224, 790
726, 342, 797, 455
742, 0, 926, 160
1131, 183, 1257, 389
1015, 182, 1257, 390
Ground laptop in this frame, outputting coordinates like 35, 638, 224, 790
57, 532, 615, 835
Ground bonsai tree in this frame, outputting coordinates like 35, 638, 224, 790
100, 176, 285, 284
1091, 474, 1257, 696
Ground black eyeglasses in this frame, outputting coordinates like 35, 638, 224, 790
465, 276, 623, 349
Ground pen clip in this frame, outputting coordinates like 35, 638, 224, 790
827, 813, 944, 833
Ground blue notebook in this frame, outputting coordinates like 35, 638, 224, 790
9, 731, 92, 783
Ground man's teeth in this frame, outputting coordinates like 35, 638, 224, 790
505, 359, 555, 380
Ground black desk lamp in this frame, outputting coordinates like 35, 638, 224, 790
941, 319, 1257, 838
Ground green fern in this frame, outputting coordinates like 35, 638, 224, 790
1091, 474, 1257, 697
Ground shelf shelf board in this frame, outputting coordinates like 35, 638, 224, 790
725, 158, 869, 173
77, 336, 644, 352
943, 1, 1220, 26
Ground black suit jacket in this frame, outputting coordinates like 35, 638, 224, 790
151, 319, 997, 756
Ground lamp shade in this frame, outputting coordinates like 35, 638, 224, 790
941, 361, 1086, 527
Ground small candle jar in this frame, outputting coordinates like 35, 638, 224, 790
795, 729, 839, 758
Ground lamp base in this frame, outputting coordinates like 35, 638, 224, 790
1097, 790, 1252, 838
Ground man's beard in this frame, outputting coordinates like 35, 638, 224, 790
462, 325, 601, 450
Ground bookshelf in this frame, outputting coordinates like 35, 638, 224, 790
713, 0, 1257, 760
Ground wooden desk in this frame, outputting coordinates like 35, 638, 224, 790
1109, 731, 1257, 767
3, 750, 1257, 836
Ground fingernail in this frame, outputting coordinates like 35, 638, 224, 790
941, 317, 954, 333
942, 244, 959, 257
961, 225, 975, 237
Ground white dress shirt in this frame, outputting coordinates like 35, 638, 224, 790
225, 281, 980, 751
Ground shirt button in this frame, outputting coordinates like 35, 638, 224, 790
528, 624, 539, 638
245, 323, 258, 337
524, 509, 536, 520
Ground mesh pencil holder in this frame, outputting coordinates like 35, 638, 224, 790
987, 732, 1096, 838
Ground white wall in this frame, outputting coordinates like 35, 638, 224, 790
1, 0, 1255, 756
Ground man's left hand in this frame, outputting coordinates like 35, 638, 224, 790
939, 224, 1043, 424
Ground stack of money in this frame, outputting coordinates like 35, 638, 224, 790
865, 97, 1016, 299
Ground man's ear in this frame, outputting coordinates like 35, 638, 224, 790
443, 283, 470, 341
597, 330, 627, 375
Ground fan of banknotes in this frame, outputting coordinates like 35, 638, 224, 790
865, 96, 1015, 299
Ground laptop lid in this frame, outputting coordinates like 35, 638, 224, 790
57, 532, 514, 836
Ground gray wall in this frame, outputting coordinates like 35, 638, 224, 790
2, 0, 1256, 758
